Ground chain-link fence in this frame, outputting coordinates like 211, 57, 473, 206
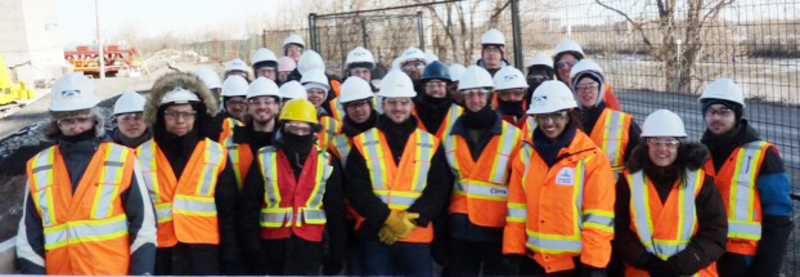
305, 0, 800, 274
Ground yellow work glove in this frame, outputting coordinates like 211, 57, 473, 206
384, 210, 407, 234
378, 225, 399, 245
396, 212, 420, 239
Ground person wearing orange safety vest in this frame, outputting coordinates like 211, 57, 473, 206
493, 65, 534, 131
552, 40, 622, 111
238, 99, 346, 275
570, 60, 641, 177
698, 79, 793, 277
302, 68, 342, 151
17, 73, 157, 275
443, 66, 523, 276
413, 61, 464, 140
345, 70, 453, 276
222, 77, 282, 194
503, 80, 615, 276
212, 75, 248, 143
137, 72, 241, 275
614, 109, 727, 277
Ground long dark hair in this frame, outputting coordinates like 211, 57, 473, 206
627, 139, 709, 186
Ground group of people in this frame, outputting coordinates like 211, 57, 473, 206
16, 29, 793, 277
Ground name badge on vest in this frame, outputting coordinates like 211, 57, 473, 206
556, 167, 575, 185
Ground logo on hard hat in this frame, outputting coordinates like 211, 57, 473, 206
504, 75, 518, 81
354, 52, 365, 56
61, 90, 81, 99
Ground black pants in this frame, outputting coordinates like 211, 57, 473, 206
717, 253, 756, 277
519, 256, 582, 277
262, 237, 323, 275
154, 243, 219, 275
448, 237, 508, 276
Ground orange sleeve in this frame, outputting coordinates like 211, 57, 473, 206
579, 153, 616, 268
503, 143, 531, 255
603, 84, 623, 111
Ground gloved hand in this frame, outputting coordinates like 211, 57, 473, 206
396, 212, 420, 239
384, 210, 407, 234
378, 225, 399, 245
644, 256, 677, 277
580, 266, 607, 277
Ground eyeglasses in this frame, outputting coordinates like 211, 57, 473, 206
535, 111, 568, 123
484, 48, 502, 54
705, 107, 734, 118
647, 138, 681, 148
555, 60, 577, 69
57, 116, 94, 126
384, 98, 412, 106
402, 62, 426, 71
164, 110, 196, 120
575, 83, 600, 92
227, 99, 247, 107
284, 121, 313, 135
248, 99, 278, 106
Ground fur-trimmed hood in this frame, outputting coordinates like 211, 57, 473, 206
42, 107, 106, 142
145, 72, 218, 125
627, 141, 709, 173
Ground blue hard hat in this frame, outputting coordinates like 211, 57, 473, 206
421, 61, 451, 82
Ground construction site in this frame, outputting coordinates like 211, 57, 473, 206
0, 0, 799, 275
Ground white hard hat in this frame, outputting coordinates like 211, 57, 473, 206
553, 40, 585, 58
397, 47, 426, 66
493, 66, 528, 91
252, 48, 278, 65
569, 59, 605, 80
301, 68, 331, 90
699, 78, 745, 107
113, 91, 146, 115
225, 58, 249, 73
284, 34, 306, 48
391, 56, 403, 71
641, 109, 688, 137
525, 53, 554, 69
280, 81, 307, 100
49, 73, 101, 112
346, 46, 375, 68
221, 75, 249, 97
339, 77, 373, 104
425, 50, 439, 64
160, 87, 200, 105
194, 67, 222, 89
247, 77, 281, 100
481, 28, 506, 46
526, 80, 577, 114
378, 70, 416, 98
458, 65, 494, 91
297, 50, 326, 76
449, 64, 467, 82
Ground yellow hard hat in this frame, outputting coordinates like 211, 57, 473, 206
279, 99, 318, 124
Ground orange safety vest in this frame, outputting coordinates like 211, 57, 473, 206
603, 84, 622, 112
352, 128, 440, 243
504, 131, 615, 273
330, 79, 342, 97
317, 115, 342, 151
329, 133, 352, 163
137, 138, 227, 247
26, 143, 135, 275
624, 169, 718, 277
413, 104, 463, 139
328, 98, 345, 122
588, 108, 633, 175
703, 141, 771, 255
222, 135, 253, 192
445, 120, 522, 227
257, 146, 333, 242
219, 117, 243, 143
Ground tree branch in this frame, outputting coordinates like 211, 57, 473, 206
595, 0, 654, 48
489, 0, 512, 24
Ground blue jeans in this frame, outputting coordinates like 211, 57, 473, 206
360, 232, 433, 277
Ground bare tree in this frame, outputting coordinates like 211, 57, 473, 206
595, 0, 734, 93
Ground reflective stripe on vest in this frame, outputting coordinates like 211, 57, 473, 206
727, 141, 767, 240
525, 159, 586, 254
331, 134, 352, 163
258, 146, 333, 227
360, 129, 435, 207
507, 144, 533, 223
317, 116, 340, 150
629, 170, 701, 260
445, 122, 519, 199
29, 144, 132, 251
601, 110, 626, 171
223, 136, 252, 191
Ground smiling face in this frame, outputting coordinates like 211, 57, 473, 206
306, 88, 327, 108
555, 53, 578, 84
382, 97, 414, 123
647, 137, 680, 167
247, 96, 280, 125
575, 77, 600, 108
462, 89, 491, 113
535, 111, 569, 139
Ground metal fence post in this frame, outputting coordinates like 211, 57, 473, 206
674, 39, 681, 93
361, 17, 369, 49
308, 13, 318, 52
417, 11, 425, 50
511, 0, 524, 69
